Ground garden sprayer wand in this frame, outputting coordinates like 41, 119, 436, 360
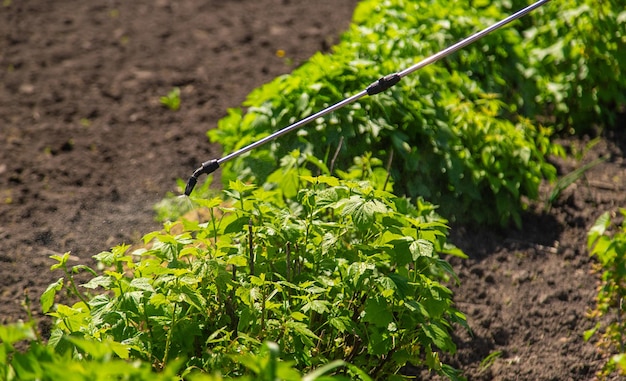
184, 0, 550, 196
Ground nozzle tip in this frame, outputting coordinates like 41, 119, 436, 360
184, 176, 197, 197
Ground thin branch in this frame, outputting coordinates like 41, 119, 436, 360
329, 136, 344, 175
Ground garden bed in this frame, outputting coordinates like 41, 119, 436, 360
1, 1, 625, 379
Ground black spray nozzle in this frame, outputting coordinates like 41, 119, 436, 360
184, 159, 220, 196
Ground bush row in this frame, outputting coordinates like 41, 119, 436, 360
208, 0, 625, 226
2, 159, 467, 380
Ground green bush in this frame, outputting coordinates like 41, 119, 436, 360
586, 209, 626, 379
40, 160, 467, 380
0, 323, 360, 381
511, 0, 626, 132
0, 322, 181, 381
208, 0, 564, 227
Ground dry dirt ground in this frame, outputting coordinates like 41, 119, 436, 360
1, 1, 625, 380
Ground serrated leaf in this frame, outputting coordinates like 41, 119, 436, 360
179, 286, 206, 311
228, 180, 257, 195
329, 316, 353, 333
413, 239, 434, 258
389, 237, 415, 266
337, 195, 389, 230
81, 276, 113, 290
285, 321, 319, 344
301, 175, 341, 187
149, 293, 169, 307
440, 243, 468, 259
303, 300, 330, 314
190, 196, 223, 209
129, 277, 155, 292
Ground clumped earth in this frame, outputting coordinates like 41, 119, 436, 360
1, 1, 625, 380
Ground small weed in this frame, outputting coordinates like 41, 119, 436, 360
160, 87, 181, 111
546, 156, 608, 210
479, 350, 503, 373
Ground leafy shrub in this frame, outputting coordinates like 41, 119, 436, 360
0, 322, 181, 381
586, 209, 626, 379
42, 161, 467, 380
512, 0, 626, 132
0, 323, 358, 381
208, 0, 563, 227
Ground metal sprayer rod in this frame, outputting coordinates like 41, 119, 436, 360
184, 0, 551, 196
219, 90, 369, 164
397, 0, 550, 79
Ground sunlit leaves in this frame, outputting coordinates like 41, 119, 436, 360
334, 195, 389, 230
208, 0, 569, 227
39, 174, 465, 379
40, 278, 63, 314
585, 209, 626, 378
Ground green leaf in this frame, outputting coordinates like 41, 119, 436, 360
588, 212, 610, 249
285, 321, 319, 345
81, 275, 113, 290
190, 196, 223, 209
291, 311, 308, 321
49, 252, 70, 271
303, 360, 348, 381
302, 300, 330, 314
224, 216, 249, 234
389, 237, 416, 266
583, 323, 600, 342
329, 316, 353, 333
337, 195, 389, 230
40, 277, 63, 314
227, 255, 248, 267
414, 239, 434, 258
440, 243, 468, 259
129, 277, 155, 292
301, 175, 341, 187
228, 179, 257, 195
422, 322, 454, 351
0, 322, 36, 346
363, 297, 393, 328
149, 293, 170, 308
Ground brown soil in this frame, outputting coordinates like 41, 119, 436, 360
1, 1, 625, 380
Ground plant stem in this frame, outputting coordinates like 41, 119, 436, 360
163, 302, 178, 366
329, 136, 344, 175
143, 297, 155, 344
286, 242, 291, 283
383, 149, 394, 191
248, 218, 255, 275
210, 208, 218, 252
65, 268, 91, 311
619, 296, 624, 353
260, 286, 266, 337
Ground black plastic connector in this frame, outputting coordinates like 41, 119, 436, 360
366, 73, 402, 95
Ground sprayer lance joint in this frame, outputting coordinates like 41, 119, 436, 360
366, 73, 401, 95
184, 159, 219, 196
